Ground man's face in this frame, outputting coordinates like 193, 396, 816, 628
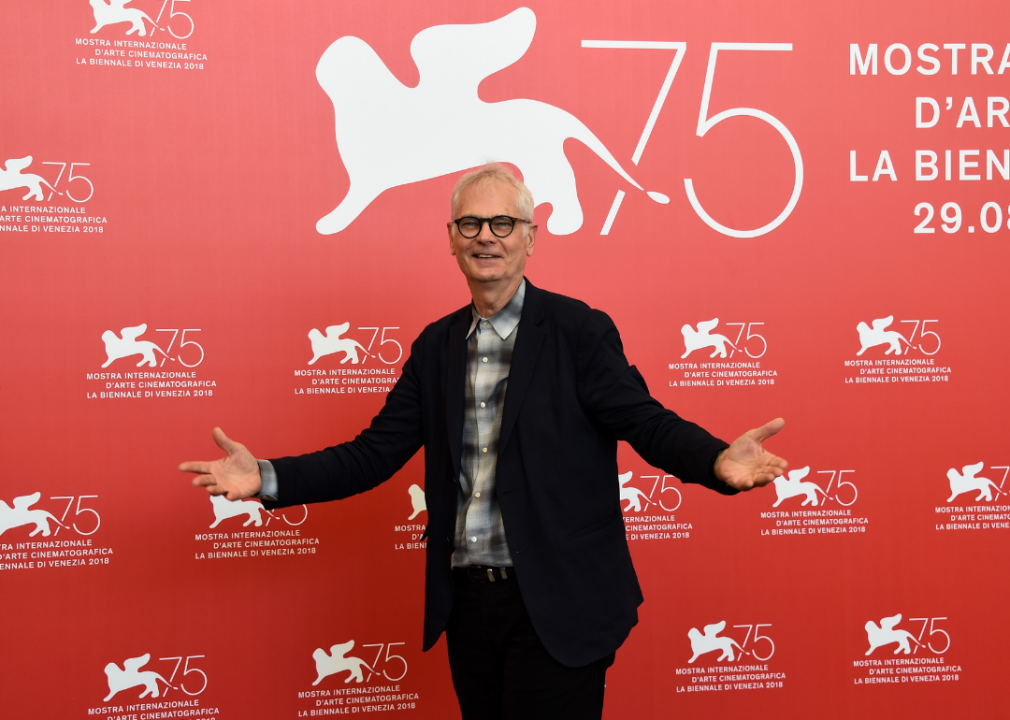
448, 182, 536, 291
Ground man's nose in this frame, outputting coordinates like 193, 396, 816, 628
477, 220, 497, 240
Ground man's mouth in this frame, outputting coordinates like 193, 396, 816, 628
474, 254, 499, 259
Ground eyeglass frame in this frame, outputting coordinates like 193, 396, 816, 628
450, 215, 530, 239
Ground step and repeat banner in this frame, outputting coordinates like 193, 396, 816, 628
1, 1, 1007, 718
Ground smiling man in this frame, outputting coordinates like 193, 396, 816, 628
447, 169, 536, 318
181, 164, 787, 720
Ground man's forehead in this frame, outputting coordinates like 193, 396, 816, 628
457, 182, 519, 214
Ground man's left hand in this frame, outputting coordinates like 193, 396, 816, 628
714, 418, 787, 491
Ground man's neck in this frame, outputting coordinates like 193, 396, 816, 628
468, 276, 524, 318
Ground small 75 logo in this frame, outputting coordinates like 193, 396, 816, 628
101, 324, 204, 368
89, 0, 195, 40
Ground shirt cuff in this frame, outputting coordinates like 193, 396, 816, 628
256, 459, 278, 501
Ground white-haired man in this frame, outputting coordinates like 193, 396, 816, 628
182, 165, 787, 720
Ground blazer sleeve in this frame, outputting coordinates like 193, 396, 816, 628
575, 308, 736, 495
265, 333, 427, 508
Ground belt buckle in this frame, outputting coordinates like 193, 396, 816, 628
467, 566, 508, 583
466, 566, 486, 583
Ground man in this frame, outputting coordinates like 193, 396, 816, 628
181, 165, 787, 719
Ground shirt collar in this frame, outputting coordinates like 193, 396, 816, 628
467, 278, 526, 340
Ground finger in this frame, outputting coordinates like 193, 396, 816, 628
211, 427, 240, 455
191, 474, 219, 488
748, 417, 785, 444
755, 461, 786, 478
765, 455, 788, 470
753, 454, 787, 471
762, 463, 787, 478
747, 469, 778, 486
180, 461, 214, 474
735, 476, 758, 491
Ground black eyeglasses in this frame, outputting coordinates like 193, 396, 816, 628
452, 215, 528, 239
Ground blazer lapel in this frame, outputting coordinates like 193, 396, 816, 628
446, 306, 469, 481
499, 279, 546, 453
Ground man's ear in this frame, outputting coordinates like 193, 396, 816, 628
447, 222, 457, 255
525, 222, 538, 256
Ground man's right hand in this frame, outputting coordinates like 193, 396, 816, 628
179, 427, 262, 501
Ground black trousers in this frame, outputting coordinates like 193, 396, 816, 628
445, 568, 615, 720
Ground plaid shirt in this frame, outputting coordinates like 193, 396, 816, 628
450, 279, 526, 568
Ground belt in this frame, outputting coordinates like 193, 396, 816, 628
454, 565, 513, 583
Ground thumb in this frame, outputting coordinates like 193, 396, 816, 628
749, 417, 785, 444
211, 427, 240, 455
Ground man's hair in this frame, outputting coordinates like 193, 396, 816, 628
450, 164, 535, 230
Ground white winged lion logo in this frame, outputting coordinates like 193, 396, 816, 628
312, 640, 374, 686
103, 653, 174, 701
314, 7, 667, 236
681, 319, 737, 359
101, 323, 166, 368
308, 323, 370, 365
855, 316, 911, 356
0, 156, 58, 201
89, 0, 159, 37
688, 621, 746, 663
864, 614, 922, 656
771, 466, 828, 507
0, 492, 65, 537
946, 462, 1003, 503
618, 472, 650, 513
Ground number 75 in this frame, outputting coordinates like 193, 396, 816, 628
153, 0, 194, 40
581, 41, 802, 238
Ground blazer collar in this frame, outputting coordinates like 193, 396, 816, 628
446, 303, 470, 481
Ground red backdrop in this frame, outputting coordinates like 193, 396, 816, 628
1, 1, 1007, 718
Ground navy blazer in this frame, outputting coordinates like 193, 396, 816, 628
269, 280, 731, 667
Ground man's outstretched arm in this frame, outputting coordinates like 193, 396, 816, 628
575, 308, 786, 492
179, 328, 428, 507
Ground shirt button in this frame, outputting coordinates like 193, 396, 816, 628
482, 321, 489, 327
482, 448, 488, 453
482, 357, 488, 363
480, 402, 486, 408
475, 492, 481, 498
470, 536, 477, 543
